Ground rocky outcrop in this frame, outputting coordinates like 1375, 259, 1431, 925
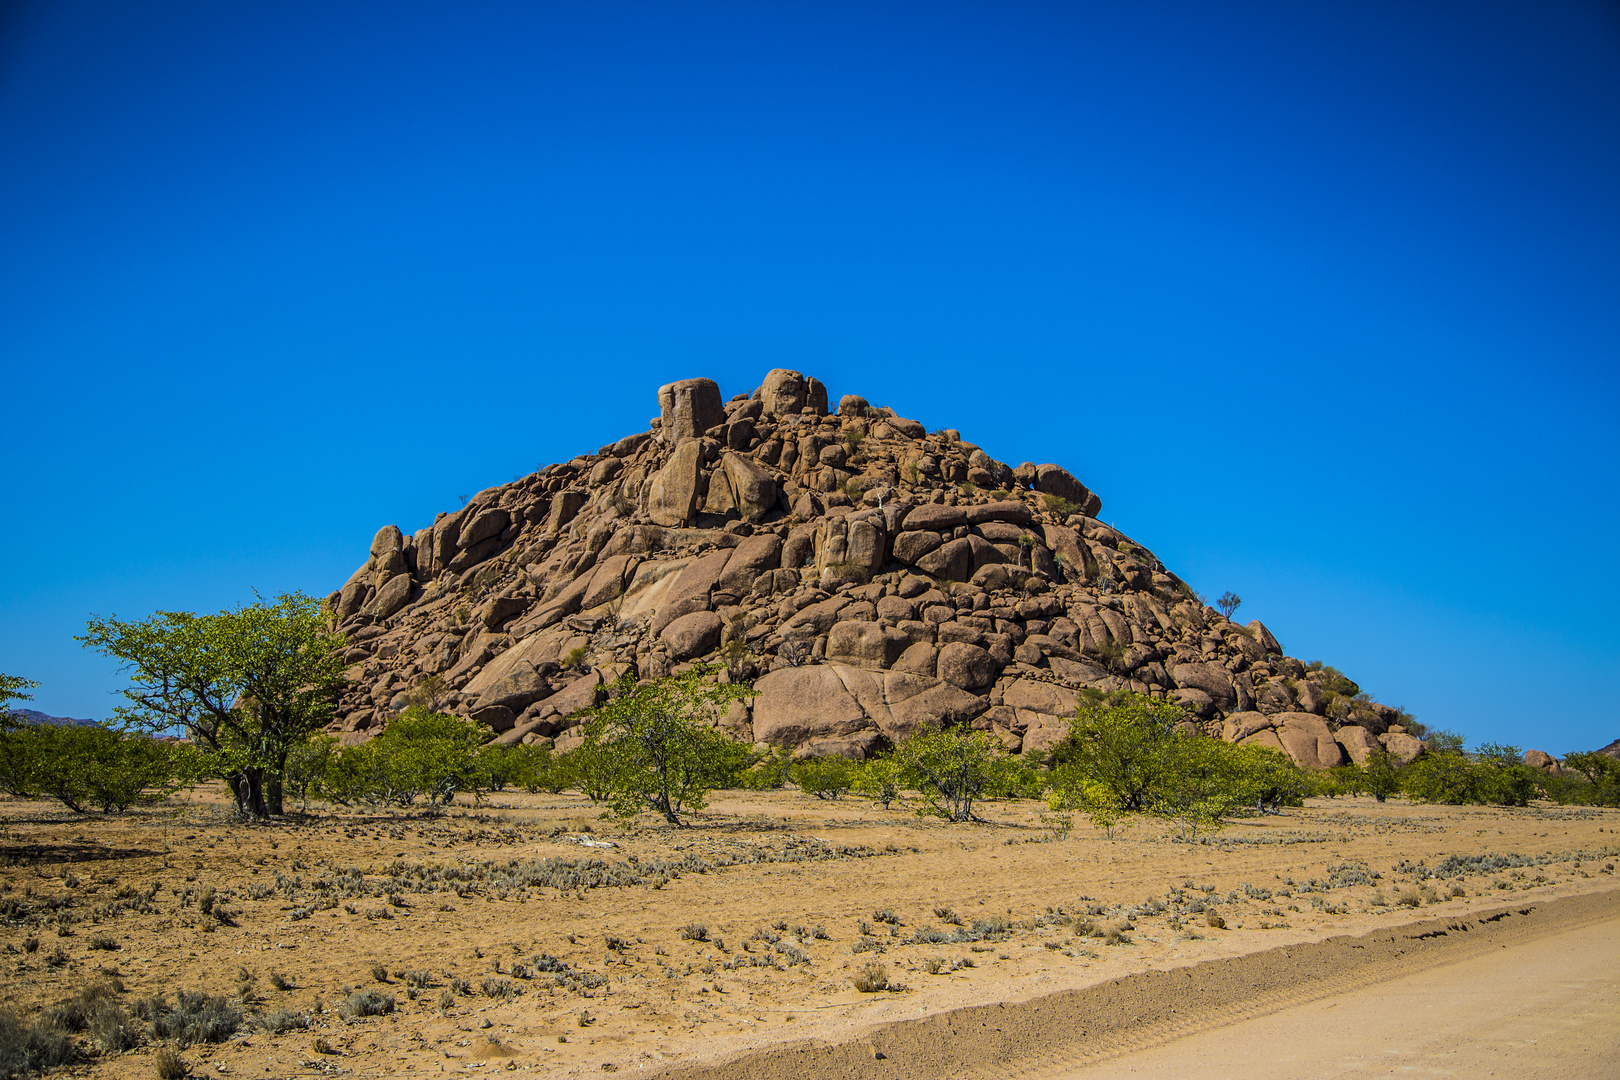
322, 368, 1420, 770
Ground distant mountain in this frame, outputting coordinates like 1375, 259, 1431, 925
1596, 738, 1620, 760
9, 708, 98, 727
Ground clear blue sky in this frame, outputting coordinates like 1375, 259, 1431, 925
2, 1, 1616, 753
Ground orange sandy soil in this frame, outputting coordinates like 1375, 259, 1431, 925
1, 785, 1616, 1079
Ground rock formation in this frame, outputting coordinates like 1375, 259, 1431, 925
324, 369, 1421, 769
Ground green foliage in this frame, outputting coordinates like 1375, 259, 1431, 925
1040, 494, 1079, 517
0, 674, 39, 731
322, 709, 492, 807
1400, 743, 1540, 807
572, 669, 756, 825
791, 755, 855, 800
893, 725, 1011, 822
1053, 693, 1187, 811
851, 756, 904, 809
78, 592, 347, 819
738, 744, 794, 790
282, 734, 339, 812
1215, 592, 1241, 619
1051, 692, 1313, 836
0, 722, 196, 813
1562, 752, 1620, 807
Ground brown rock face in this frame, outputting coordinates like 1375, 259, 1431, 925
323, 368, 1395, 762
658, 378, 725, 440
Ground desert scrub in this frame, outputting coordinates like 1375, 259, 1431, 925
255, 1009, 309, 1035
851, 962, 889, 993
44, 978, 139, 1054
337, 989, 395, 1018
154, 1045, 188, 1080
679, 923, 708, 942
135, 990, 243, 1046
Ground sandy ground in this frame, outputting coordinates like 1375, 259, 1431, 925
0, 785, 1616, 1079
1056, 912, 1619, 1079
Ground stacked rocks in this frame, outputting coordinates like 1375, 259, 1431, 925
325, 369, 1420, 769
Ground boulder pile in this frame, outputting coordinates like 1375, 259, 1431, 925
325, 370, 1422, 770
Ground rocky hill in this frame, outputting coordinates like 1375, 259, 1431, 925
324, 370, 1425, 771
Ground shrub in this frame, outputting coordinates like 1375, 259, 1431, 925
852, 757, 904, 809
0, 721, 197, 814
893, 725, 1009, 822
137, 990, 243, 1046
322, 709, 493, 807
679, 924, 708, 942
1040, 494, 1079, 518
44, 979, 138, 1054
791, 755, 854, 800
255, 1009, 309, 1035
0, 1007, 76, 1077
851, 962, 888, 993
573, 669, 756, 825
337, 989, 395, 1018
154, 1045, 188, 1080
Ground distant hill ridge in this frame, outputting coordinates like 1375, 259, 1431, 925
323, 369, 1428, 771
10, 709, 97, 727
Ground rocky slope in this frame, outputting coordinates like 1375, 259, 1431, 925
324, 370, 1425, 770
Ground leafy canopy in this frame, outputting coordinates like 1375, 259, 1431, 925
575, 668, 756, 825
78, 592, 347, 818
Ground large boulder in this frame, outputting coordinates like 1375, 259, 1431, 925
1001, 678, 1077, 757
751, 663, 985, 753
755, 369, 828, 417
1220, 711, 1275, 742
475, 659, 550, 714
751, 665, 874, 747
916, 537, 973, 581
708, 452, 778, 522
1380, 731, 1426, 766
368, 573, 414, 620
826, 621, 908, 670
661, 611, 724, 660
1273, 712, 1347, 770
1171, 663, 1238, 712
937, 642, 997, 691
1034, 465, 1090, 508
658, 377, 726, 439
1335, 724, 1382, 765
714, 532, 782, 603
646, 440, 706, 526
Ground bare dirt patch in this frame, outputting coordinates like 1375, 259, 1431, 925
1, 786, 1616, 1078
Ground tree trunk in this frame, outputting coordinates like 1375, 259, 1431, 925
267, 777, 284, 816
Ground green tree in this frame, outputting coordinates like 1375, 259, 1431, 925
894, 724, 1008, 822
1563, 752, 1620, 807
576, 669, 756, 825
791, 755, 855, 800
1359, 750, 1404, 802
323, 710, 491, 807
1053, 693, 1186, 811
0, 723, 195, 813
79, 592, 348, 820
282, 734, 340, 813
852, 756, 904, 810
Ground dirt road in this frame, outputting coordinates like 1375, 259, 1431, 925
1057, 910, 1619, 1079
664, 888, 1620, 1080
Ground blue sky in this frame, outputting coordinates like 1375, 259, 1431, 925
2, 0, 1616, 753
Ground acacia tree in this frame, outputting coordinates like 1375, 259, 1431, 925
894, 725, 1010, 822
79, 592, 347, 820
577, 668, 755, 825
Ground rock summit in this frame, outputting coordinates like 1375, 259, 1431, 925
325, 369, 1420, 769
